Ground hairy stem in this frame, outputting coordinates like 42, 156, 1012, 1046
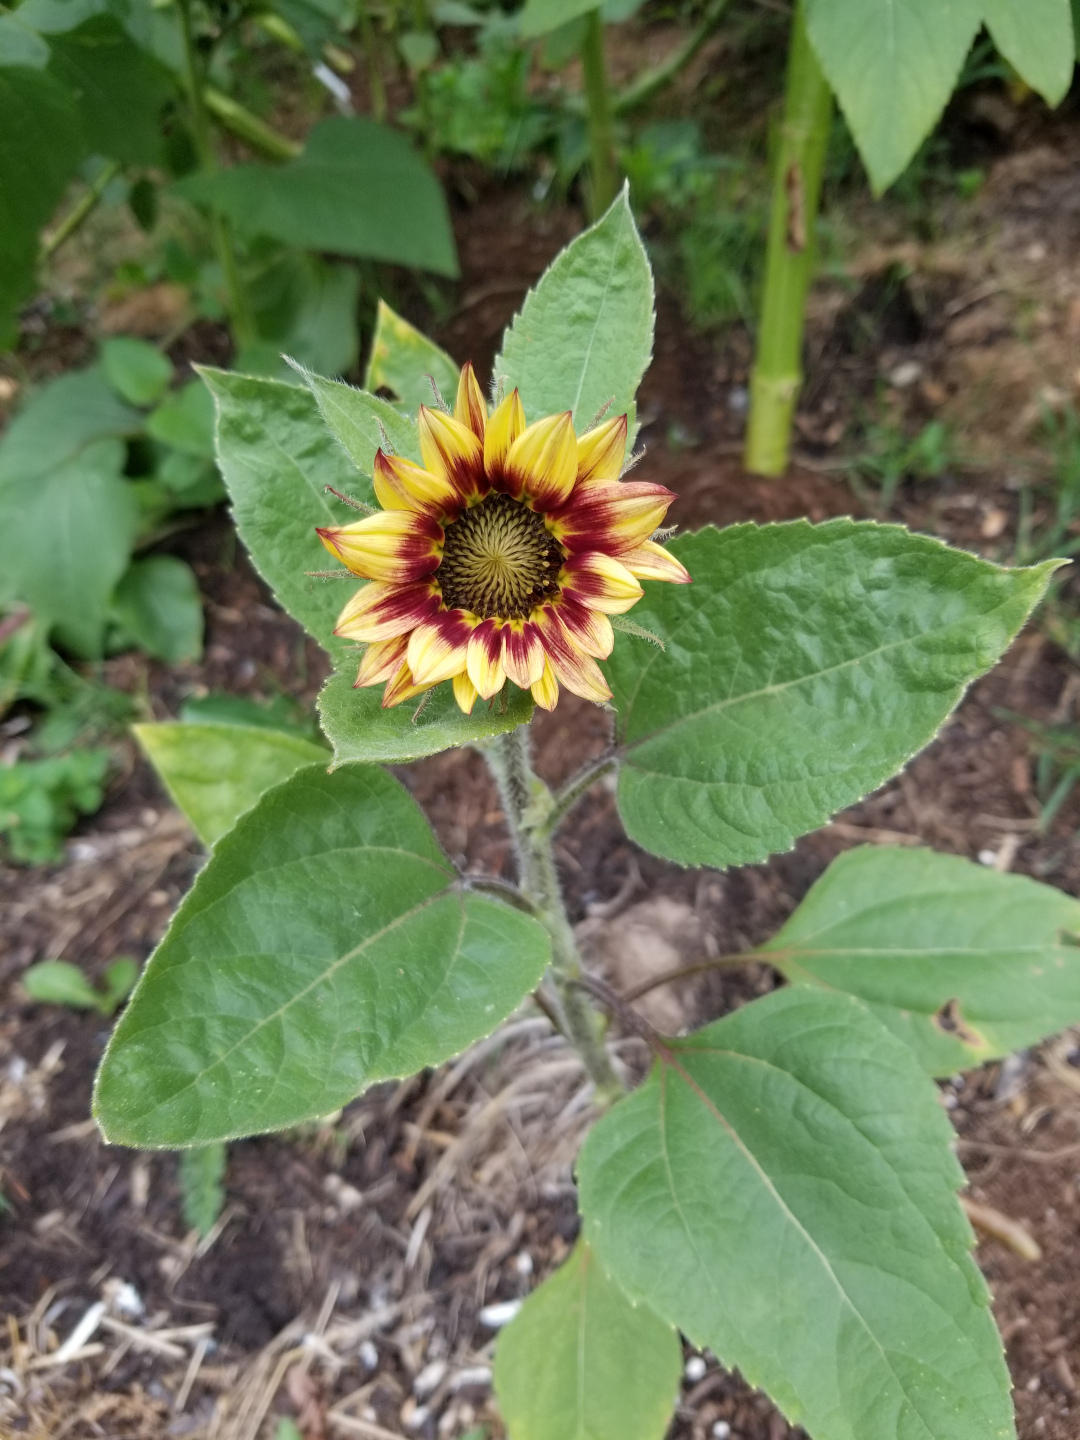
580, 9, 618, 219
177, 0, 258, 350
484, 726, 622, 1097
744, 0, 833, 477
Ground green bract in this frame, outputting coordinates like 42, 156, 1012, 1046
99, 195, 1072, 1440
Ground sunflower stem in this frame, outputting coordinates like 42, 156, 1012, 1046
483, 725, 623, 1099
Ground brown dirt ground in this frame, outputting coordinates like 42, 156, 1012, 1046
7, 91, 1080, 1440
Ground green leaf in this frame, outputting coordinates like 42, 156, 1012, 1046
0, 436, 140, 657
578, 987, 1014, 1440
292, 364, 423, 472
93, 764, 550, 1146
0, 749, 110, 863
518, 0, 598, 38
494, 187, 652, 440
178, 116, 459, 277
102, 336, 172, 407
763, 844, 1080, 1076
199, 367, 365, 651
22, 959, 103, 1010
0, 14, 51, 67
179, 1142, 226, 1236
804, 0, 982, 194
983, 0, 1074, 107
46, 15, 174, 165
249, 252, 361, 380
608, 522, 1058, 869
102, 957, 139, 1013
363, 298, 459, 416
0, 65, 84, 346
318, 664, 533, 765
0, 365, 140, 484
146, 379, 216, 458
134, 720, 328, 845
494, 1239, 681, 1440
111, 556, 204, 663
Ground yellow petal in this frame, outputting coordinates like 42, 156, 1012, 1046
466, 621, 506, 700
317, 511, 441, 583
418, 405, 485, 499
531, 658, 559, 711
373, 449, 460, 519
356, 634, 409, 687
505, 412, 577, 510
560, 551, 643, 614
502, 621, 546, 688
453, 667, 479, 714
407, 610, 475, 686
484, 388, 526, 475
576, 415, 627, 487
334, 580, 439, 642
382, 661, 434, 709
454, 361, 487, 440
621, 539, 692, 584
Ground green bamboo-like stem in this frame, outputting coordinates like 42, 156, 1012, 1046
580, 9, 618, 220
484, 726, 622, 1098
744, 0, 833, 477
41, 159, 123, 259
177, 0, 258, 350
357, 0, 388, 121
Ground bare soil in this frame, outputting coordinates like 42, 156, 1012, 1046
6, 89, 1080, 1440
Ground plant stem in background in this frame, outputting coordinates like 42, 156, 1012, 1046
41, 160, 123, 260
176, 0, 258, 350
581, 9, 618, 219
357, 0, 388, 122
744, 0, 833, 476
485, 726, 622, 1098
613, 0, 731, 116
202, 88, 301, 162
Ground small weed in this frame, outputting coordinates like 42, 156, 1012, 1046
845, 415, 955, 513
22, 957, 139, 1015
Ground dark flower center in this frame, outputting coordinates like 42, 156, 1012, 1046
437, 492, 565, 620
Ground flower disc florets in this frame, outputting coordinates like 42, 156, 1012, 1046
315, 362, 690, 714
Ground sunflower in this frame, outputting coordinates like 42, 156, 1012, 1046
316, 363, 690, 714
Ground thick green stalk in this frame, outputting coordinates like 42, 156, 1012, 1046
176, 0, 257, 350
744, 0, 833, 477
580, 9, 617, 219
485, 726, 622, 1098
202, 88, 301, 161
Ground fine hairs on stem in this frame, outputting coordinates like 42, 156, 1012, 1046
482, 725, 622, 1099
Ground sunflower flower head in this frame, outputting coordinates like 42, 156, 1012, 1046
316, 363, 690, 714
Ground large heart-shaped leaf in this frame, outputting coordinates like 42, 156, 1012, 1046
199, 367, 369, 652
94, 764, 550, 1146
804, 0, 981, 194
134, 721, 329, 845
179, 116, 459, 277
764, 844, 1080, 1076
319, 665, 534, 765
493, 187, 652, 441
494, 1239, 681, 1440
578, 987, 1014, 1440
607, 522, 1058, 869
